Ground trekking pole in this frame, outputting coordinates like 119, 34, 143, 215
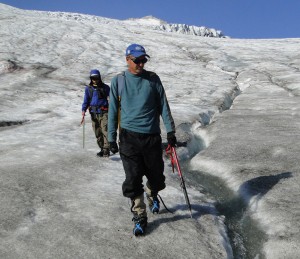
166, 145, 193, 218
80, 115, 85, 149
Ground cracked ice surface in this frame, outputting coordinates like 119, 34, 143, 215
1, 3, 300, 259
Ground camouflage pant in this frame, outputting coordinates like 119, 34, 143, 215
131, 185, 154, 217
91, 112, 109, 149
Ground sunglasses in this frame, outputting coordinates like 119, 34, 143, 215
90, 76, 100, 80
130, 57, 148, 64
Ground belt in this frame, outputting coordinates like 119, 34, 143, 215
90, 106, 108, 114
121, 128, 160, 138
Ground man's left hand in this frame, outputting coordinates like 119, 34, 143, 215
167, 132, 177, 147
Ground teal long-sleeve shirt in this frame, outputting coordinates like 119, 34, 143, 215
108, 70, 175, 142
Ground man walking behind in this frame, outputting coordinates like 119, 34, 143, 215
82, 69, 110, 157
108, 44, 177, 236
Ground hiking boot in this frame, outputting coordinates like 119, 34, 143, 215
103, 148, 110, 157
96, 149, 104, 157
147, 195, 160, 214
132, 215, 147, 236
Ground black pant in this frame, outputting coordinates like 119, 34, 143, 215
119, 129, 166, 199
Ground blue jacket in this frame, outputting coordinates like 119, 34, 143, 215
108, 70, 175, 142
82, 83, 110, 113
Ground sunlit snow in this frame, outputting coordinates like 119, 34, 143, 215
1, 3, 300, 259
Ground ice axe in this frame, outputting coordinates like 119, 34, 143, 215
166, 145, 192, 218
80, 115, 85, 149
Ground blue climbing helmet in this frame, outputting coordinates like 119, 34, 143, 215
90, 69, 101, 78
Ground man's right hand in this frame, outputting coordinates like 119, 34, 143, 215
109, 142, 119, 154
80, 112, 85, 125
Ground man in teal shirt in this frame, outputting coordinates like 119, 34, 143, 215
108, 44, 177, 236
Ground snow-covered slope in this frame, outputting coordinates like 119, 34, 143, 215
1, 3, 300, 259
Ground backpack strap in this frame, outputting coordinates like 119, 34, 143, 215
116, 72, 126, 128
117, 71, 125, 103
87, 86, 93, 102
146, 71, 156, 79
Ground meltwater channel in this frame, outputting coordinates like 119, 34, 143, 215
181, 161, 267, 259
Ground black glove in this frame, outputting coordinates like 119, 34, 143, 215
109, 142, 119, 154
167, 132, 177, 147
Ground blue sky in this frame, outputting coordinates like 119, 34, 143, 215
1, 0, 300, 39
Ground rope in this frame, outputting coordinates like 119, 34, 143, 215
157, 194, 174, 214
